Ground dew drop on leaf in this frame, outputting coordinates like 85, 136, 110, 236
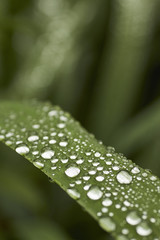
99, 217, 116, 232
41, 147, 54, 159
126, 211, 141, 225
15, 144, 30, 155
59, 141, 68, 147
87, 186, 103, 200
102, 198, 113, 207
116, 235, 128, 240
28, 135, 39, 142
116, 170, 132, 184
96, 176, 104, 182
0, 135, 5, 140
65, 165, 80, 178
67, 188, 81, 200
131, 167, 140, 174
136, 222, 152, 236
33, 160, 44, 169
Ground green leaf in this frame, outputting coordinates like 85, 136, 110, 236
0, 100, 160, 239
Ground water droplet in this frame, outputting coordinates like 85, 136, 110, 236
126, 211, 141, 225
0, 135, 5, 140
89, 170, 97, 175
99, 217, 116, 232
41, 148, 54, 159
96, 176, 104, 182
136, 222, 152, 236
49, 139, 56, 144
51, 158, 58, 163
33, 160, 44, 169
59, 141, 68, 147
28, 135, 39, 142
131, 167, 140, 174
116, 171, 132, 184
67, 188, 80, 200
48, 110, 57, 117
76, 159, 84, 165
65, 165, 80, 178
16, 144, 29, 155
116, 235, 128, 240
57, 123, 65, 129
150, 176, 157, 181
32, 124, 40, 129
83, 176, 90, 181
87, 186, 103, 200
6, 132, 14, 138
102, 198, 113, 207
112, 166, 120, 171
95, 152, 101, 157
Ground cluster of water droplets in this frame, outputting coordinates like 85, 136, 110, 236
0, 102, 160, 239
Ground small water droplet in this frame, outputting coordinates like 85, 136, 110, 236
0, 135, 5, 140
95, 152, 101, 157
57, 123, 65, 129
76, 159, 84, 165
89, 170, 97, 175
16, 144, 30, 155
131, 167, 140, 174
96, 176, 104, 182
126, 211, 141, 225
67, 188, 81, 199
32, 124, 40, 129
99, 217, 116, 232
33, 160, 44, 169
102, 198, 113, 207
116, 235, 128, 240
48, 110, 57, 117
150, 176, 157, 181
136, 222, 152, 236
65, 165, 80, 178
28, 132, 39, 142
112, 166, 120, 171
87, 186, 103, 200
41, 148, 54, 159
116, 171, 132, 184
59, 141, 68, 147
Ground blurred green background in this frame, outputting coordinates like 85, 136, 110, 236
0, 0, 160, 239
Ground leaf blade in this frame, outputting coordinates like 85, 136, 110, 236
0, 100, 160, 239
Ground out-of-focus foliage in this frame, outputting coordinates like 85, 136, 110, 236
0, 0, 160, 239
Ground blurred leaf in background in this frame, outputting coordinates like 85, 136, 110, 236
0, 0, 160, 239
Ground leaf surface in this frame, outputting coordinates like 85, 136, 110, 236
0, 101, 160, 239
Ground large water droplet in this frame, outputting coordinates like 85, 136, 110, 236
65, 165, 80, 178
116, 170, 132, 184
87, 186, 103, 200
41, 148, 54, 159
67, 188, 80, 200
16, 144, 29, 155
126, 211, 141, 225
99, 217, 116, 232
136, 222, 152, 236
